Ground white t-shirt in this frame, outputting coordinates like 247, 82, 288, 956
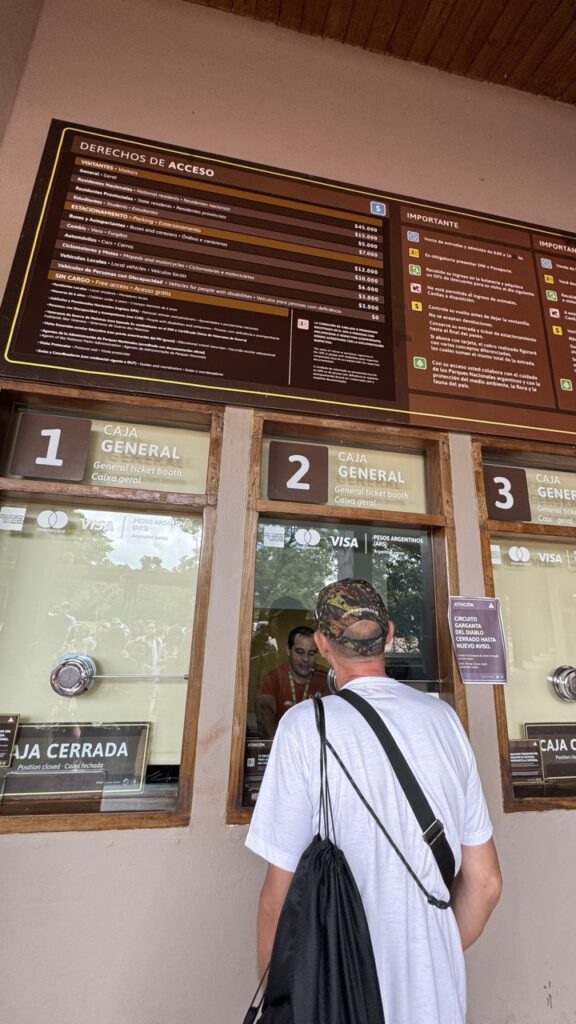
245, 678, 493, 1024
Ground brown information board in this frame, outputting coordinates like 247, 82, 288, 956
2, 121, 576, 442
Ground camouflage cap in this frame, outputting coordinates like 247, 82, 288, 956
315, 579, 389, 655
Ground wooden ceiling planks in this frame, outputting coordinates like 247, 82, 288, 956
386, 0, 438, 60
321, 0, 355, 43
405, 0, 460, 65
525, 18, 576, 99
466, 0, 535, 81
278, 0, 305, 32
423, 0, 478, 69
344, 0, 382, 49
358, 0, 403, 52
257, 0, 281, 21
499, 0, 575, 91
299, 0, 331, 37
483, 1, 563, 85
444, 0, 509, 75
183, 0, 576, 104
559, 69, 576, 105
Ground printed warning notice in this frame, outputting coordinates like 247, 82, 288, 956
448, 596, 507, 683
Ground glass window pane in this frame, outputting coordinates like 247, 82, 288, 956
243, 517, 436, 806
491, 535, 576, 793
0, 502, 202, 814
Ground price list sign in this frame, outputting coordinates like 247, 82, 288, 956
0, 122, 395, 412
2, 121, 576, 443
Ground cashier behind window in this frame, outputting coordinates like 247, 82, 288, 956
255, 625, 329, 739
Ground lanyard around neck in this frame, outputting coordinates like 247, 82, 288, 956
288, 668, 312, 705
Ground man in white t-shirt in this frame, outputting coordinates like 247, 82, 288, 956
245, 579, 502, 1024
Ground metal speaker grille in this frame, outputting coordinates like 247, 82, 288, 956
50, 654, 96, 697
548, 665, 576, 702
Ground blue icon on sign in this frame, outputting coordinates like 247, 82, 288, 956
540, 257, 553, 269
407, 231, 420, 242
370, 201, 387, 216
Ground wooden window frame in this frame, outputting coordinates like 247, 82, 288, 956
0, 378, 223, 833
472, 434, 576, 813
226, 410, 466, 824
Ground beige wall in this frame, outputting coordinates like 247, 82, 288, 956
0, 0, 43, 143
1, 2, 576, 1021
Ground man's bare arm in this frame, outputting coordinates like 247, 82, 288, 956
451, 837, 502, 950
256, 863, 294, 977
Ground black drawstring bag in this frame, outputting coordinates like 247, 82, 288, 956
243, 696, 385, 1024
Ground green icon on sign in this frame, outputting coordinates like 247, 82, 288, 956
560, 378, 573, 391
408, 264, 422, 276
546, 290, 558, 301
413, 356, 427, 370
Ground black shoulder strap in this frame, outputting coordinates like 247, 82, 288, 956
314, 690, 336, 842
338, 688, 455, 893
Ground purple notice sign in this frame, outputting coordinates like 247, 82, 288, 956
448, 597, 507, 684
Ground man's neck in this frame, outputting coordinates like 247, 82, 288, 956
335, 658, 387, 689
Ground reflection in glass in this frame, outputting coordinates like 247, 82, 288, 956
0, 504, 202, 812
492, 535, 576, 794
492, 536, 576, 736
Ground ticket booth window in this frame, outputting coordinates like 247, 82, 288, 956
242, 517, 437, 807
0, 388, 220, 831
0, 503, 201, 809
480, 448, 576, 809
228, 414, 460, 821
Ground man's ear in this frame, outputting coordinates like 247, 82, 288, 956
385, 620, 395, 647
314, 629, 330, 658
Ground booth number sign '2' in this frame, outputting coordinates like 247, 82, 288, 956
267, 441, 329, 504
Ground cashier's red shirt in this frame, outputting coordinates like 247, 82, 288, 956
257, 662, 329, 723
